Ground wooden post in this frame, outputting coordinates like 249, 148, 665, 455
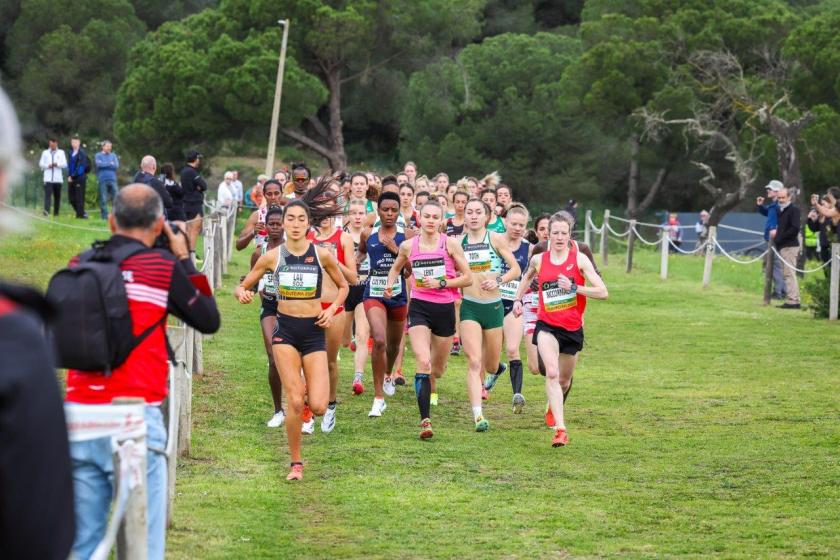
660, 229, 669, 280
113, 398, 148, 560
599, 209, 610, 266
213, 215, 223, 288
829, 243, 839, 320
218, 212, 228, 275
227, 208, 237, 263
763, 241, 774, 305
177, 364, 192, 457
702, 226, 716, 288
193, 330, 204, 375
184, 327, 195, 376
625, 219, 636, 273
584, 209, 592, 247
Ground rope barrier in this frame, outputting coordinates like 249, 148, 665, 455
668, 238, 708, 255
587, 215, 604, 234
608, 214, 662, 228
771, 246, 832, 273
604, 221, 632, 237
630, 225, 661, 246
716, 223, 764, 236
712, 238, 769, 264
1, 201, 111, 232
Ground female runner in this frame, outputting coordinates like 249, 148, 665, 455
359, 192, 413, 416
513, 212, 607, 447
307, 207, 358, 433
250, 207, 286, 427
480, 189, 506, 233
444, 189, 469, 359
235, 179, 348, 480
343, 199, 371, 395
236, 180, 285, 251
398, 182, 417, 229
484, 204, 531, 413
384, 200, 472, 439
459, 199, 520, 431
527, 213, 550, 245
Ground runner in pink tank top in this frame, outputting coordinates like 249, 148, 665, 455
384, 200, 473, 440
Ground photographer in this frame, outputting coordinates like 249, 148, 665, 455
64, 183, 220, 560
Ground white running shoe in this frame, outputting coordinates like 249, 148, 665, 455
301, 418, 315, 435
368, 398, 387, 417
267, 410, 285, 428
383, 376, 396, 396
321, 406, 337, 433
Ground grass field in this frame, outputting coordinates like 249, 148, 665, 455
2, 215, 838, 559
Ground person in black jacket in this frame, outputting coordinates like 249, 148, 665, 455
774, 188, 801, 309
133, 155, 173, 219
180, 150, 207, 253
67, 134, 91, 219
0, 85, 75, 560
160, 162, 185, 220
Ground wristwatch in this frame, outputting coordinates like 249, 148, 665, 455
439, 278, 447, 289
496, 274, 504, 284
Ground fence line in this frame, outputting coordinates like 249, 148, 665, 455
588, 209, 839, 320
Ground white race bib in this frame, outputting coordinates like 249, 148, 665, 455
368, 273, 402, 298
464, 243, 491, 272
277, 266, 319, 299
412, 257, 446, 287
500, 280, 520, 301
542, 282, 576, 312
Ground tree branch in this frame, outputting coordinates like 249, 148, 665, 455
305, 115, 330, 144
281, 127, 335, 161
339, 50, 406, 84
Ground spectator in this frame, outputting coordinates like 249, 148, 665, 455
231, 170, 244, 210
804, 198, 819, 262
39, 136, 67, 216
773, 187, 801, 309
695, 210, 710, 250
161, 162, 185, 221
95, 140, 120, 220
133, 155, 173, 219
217, 171, 236, 209
64, 184, 220, 559
0, 86, 76, 560
564, 198, 579, 224
247, 174, 268, 208
662, 212, 683, 252
756, 180, 785, 299
180, 150, 207, 255
67, 134, 91, 219
809, 190, 840, 264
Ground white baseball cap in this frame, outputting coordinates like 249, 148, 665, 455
765, 180, 783, 192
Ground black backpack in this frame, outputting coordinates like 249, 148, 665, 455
46, 241, 166, 374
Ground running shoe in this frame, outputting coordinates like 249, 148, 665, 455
544, 402, 555, 428
349, 336, 357, 352
267, 410, 286, 428
352, 373, 365, 395
481, 387, 489, 401
301, 418, 315, 435
552, 428, 569, 447
368, 398, 387, 417
301, 404, 313, 423
383, 376, 396, 396
484, 363, 507, 391
420, 418, 434, 439
286, 463, 304, 481
393, 371, 406, 386
450, 339, 461, 356
321, 406, 336, 433
474, 415, 489, 432
512, 393, 526, 414
430, 392, 439, 406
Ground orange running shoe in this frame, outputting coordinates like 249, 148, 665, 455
301, 404, 313, 423
286, 463, 304, 481
419, 418, 434, 439
544, 403, 555, 427
552, 428, 569, 447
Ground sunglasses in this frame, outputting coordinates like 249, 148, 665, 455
293, 177, 308, 182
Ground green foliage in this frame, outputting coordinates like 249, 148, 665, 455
802, 269, 832, 318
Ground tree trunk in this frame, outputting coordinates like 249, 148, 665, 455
626, 135, 641, 217
324, 67, 347, 172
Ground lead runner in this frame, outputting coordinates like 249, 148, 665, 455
512, 211, 607, 447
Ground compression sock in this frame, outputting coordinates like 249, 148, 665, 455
414, 373, 431, 419
328, 401, 337, 410
509, 359, 523, 394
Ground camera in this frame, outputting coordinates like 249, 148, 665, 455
153, 221, 186, 251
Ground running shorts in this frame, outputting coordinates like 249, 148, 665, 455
522, 293, 539, 336
532, 321, 584, 356
460, 298, 504, 330
503, 299, 515, 317
271, 313, 326, 356
407, 298, 456, 337
260, 296, 278, 321
184, 203, 203, 220
345, 284, 365, 312
364, 299, 408, 321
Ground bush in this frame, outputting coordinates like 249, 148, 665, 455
802, 271, 832, 318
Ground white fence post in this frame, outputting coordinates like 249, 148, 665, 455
600, 209, 610, 267
702, 226, 716, 288
584, 209, 592, 247
113, 399, 148, 560
625, 219, 636, 273
830, 243, 839, 320
660, 229, 669, 280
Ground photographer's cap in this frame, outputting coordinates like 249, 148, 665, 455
765, 180, 783, 192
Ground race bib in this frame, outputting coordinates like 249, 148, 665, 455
276, 264, 319, 299
260, 271, 277, 297
500, 280, 520, 301
359, 255, 370, 276
542, 280, 577, 312
368, 272, 402, 298
464, 243, 491, 272
412, 257, 446, 287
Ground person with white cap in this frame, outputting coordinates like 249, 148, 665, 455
756, 179, 785, 299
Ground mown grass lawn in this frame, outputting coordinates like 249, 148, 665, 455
1, 217, 838, 559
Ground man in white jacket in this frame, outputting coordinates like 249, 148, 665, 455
39, 137, 67, 216
217, 171, 235, 209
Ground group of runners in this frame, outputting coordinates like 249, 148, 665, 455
234, 164, 608, 481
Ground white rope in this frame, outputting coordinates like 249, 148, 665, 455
713, 238, 769, 264
717, 223, 764, 235
604, 221, 632, 237
771, 246, 832, 273
586, 215, 604, 234
668, 238, 708, 254
631, 225, 661, 246
608, 214, 663, 228
1, 202, 111, 232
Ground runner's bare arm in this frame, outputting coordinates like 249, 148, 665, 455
338, 232, 359, 285
235, 248, 276, 303
491, 232, 521, 285
576, 252, 608, 300
445, 237, 473, 289
513, 254, 540, 302
384, 239, 411, 290
235, 210, 260, 251
317, 248, 349, 327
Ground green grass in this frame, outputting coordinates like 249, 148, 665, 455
2, 220, 838, 558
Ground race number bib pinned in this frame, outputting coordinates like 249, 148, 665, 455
541, 280, 576, 312
463, 243, 491, 272
368, 272, 402, 298
276, 264, 319, 299
500, 280, 520, 301
412, 257, 446, 287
